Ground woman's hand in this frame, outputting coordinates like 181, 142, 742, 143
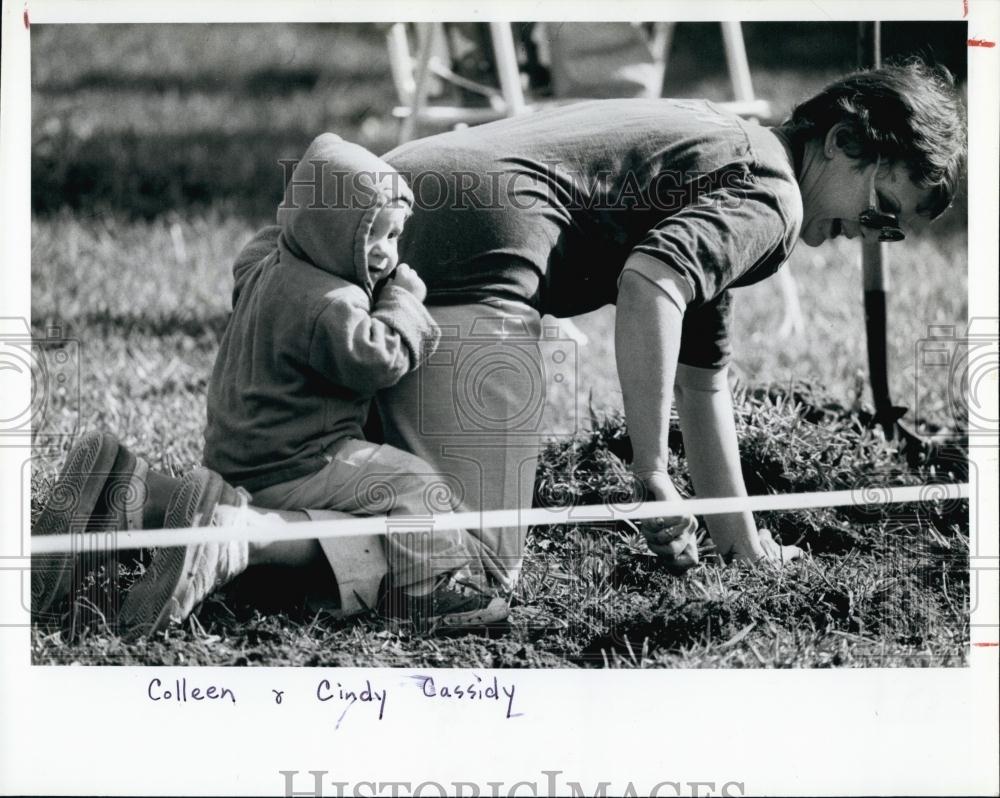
637, 473, 699, 574
730, 527, 804, 566
387, 263, 427, 302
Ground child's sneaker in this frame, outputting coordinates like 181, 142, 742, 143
378, 568, 509, 632
118, 467, 250, 638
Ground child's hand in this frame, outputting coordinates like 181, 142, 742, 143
387, 263, 427, 302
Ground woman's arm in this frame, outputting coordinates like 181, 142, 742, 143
617, 257, 802, 565
615, 265, 699, 560
674, 365, 760, 559
615, 267, 682, 480
675, 364, 802, 563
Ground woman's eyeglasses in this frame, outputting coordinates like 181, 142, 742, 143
858, 157, 905, 242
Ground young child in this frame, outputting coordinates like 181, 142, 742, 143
121, 133, 505, 631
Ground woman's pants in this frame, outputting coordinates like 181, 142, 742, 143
378, 298, 571, 593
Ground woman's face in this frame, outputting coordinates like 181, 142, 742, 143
798, 132, 933, 247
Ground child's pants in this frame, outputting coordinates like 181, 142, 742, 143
251, 438, 473, 589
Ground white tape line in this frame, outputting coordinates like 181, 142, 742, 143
30, 483, 969, 555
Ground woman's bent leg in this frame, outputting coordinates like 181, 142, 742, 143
377, 300, 548, 593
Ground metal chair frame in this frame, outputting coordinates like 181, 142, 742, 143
386, 21, 772, 144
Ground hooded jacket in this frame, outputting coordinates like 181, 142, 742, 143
203, 133, 440, 492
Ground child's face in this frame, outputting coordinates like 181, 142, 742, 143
365, 202, 409, 279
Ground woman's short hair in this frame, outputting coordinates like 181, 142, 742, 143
781, 58, 966, 219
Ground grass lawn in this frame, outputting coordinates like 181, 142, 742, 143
28, 24, 971, 667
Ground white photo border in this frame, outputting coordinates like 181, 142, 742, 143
1, 1, 996, 795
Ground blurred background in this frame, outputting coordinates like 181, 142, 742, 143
30, 22, 969, 462
31, 22, 967, 221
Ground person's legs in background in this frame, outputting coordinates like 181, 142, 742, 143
543, 22, 664, 99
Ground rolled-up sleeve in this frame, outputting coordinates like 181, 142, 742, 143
625, 167, 800, 370
631, 168, 799, 308
617, 252, 693, 314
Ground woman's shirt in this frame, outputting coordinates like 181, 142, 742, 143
384, 98, 802, 369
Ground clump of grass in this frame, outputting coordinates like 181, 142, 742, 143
521, 383, 969, 667
32, 376, 969, 668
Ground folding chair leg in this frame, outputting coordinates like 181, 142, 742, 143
386, 22, 415, 106
399, 22, 437, 144
489, 22, 526, 115
720, 21, 755, 103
